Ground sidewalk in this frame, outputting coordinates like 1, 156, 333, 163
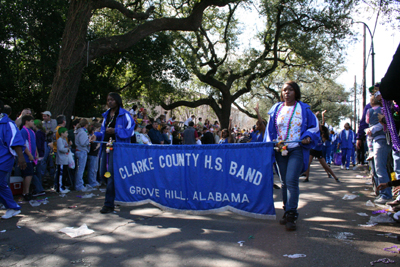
0, 163, 399, 266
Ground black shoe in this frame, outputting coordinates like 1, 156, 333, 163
279, 214, 287, 225
285, 212, 297, 231
100, 206, 114, 214
303, 178, 309, 182
328, 174, 333, 179
273, 184, 281, 189
23, 193, 34, 201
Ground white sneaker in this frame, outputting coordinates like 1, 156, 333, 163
60, 188, 70, 194
341, 165, 344, 169
2, 209, 21, 219
346, 167, 350, 170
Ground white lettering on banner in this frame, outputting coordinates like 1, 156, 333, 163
229, 161, 262, 186
164, 189, 186, 200
215, 157, 223, 171
159, 153, 199, 168
119, 168, 126, 179
193, 191, 250, 203
130, 186, 160, 197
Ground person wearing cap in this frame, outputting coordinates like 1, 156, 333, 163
42, 111, 57, 134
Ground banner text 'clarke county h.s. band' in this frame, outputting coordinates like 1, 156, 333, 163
112, 142, 276, 219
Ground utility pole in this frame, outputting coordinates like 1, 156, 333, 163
362, 25, 366, 108
354, 75, 357, 133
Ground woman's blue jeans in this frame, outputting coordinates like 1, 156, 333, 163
373, 138, 392, 200
75, 150, 88, 191
87, 155, 99, 187
275, 146, 304, 216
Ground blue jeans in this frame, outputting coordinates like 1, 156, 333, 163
43, 143, 55, 178
392, 150, 400, 181
99, 147, 115, 208
31, 161, 44, 193
87, 155, 99, 187
373, 138, 392, 199
0, 170, 21, 210
275, 147, 304, 216
75, 150, 88, 191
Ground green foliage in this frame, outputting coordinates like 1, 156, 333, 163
0, 0, 68, 118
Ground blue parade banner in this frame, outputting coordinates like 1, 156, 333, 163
113, 142, 276, 219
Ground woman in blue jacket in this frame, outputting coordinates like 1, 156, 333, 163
265, 81, 319, 231
96, 92, 135, 214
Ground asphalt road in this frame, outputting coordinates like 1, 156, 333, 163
1, 163, 399, 267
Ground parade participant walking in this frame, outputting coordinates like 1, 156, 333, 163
97, 92, 135, 214
303, 110, 340, 183
0, 100, 27, 219
337, 123, 356, 170
265, 81, 319, 231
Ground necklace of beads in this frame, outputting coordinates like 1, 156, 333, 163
107, 113, 115, 128
382, 99, 400, 152
275, 102, 298, 141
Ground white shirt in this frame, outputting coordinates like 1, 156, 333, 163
276, 104, 302, 148
184, 117, 193, 126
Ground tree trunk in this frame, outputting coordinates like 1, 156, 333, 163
47, 0, 93, 122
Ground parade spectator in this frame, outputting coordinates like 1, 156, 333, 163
32, 120, 46, 196
218, 118, 234, 144
97, 92, 135, 214
337, 122, 356, 170
161, 125, 172, 145
172, 131, 182, 145
15, 108, 32, 128
167, 116, 176, 125
197, 117, 203, 129
0, 100, 27, 219
133, 124, 143, 144
265, 81, 319, 231
366, 94, 392, 204
148, 121, 164, 144
87, 122, 101, 188
129, 104, 137, 118
20, 115, 38, 201
75, 119, 92, 191
201, 127, 215, 144
183, 121, 198, 144
141, 126, 152, 145
53, 115, 68, 154
42, 111, 57, 133
55, 127, 71, 194
184, 115, 195, 127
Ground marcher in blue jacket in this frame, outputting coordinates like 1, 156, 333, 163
337, 123, 356, 170
0, 101, 27, 219
265, 81, 319, 231
96, 93, 135, 214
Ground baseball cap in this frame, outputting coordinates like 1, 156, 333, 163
42, 111, 52, 116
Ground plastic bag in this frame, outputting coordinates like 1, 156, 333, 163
368, 214, 395, 224
68, 152, 75, 169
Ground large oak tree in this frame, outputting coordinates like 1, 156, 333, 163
47, 0, 242, 120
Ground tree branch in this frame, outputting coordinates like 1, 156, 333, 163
232, 102, 257, 119
95, 0, 154, 20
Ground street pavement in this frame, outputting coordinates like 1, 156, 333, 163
1, 163, 399, 267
